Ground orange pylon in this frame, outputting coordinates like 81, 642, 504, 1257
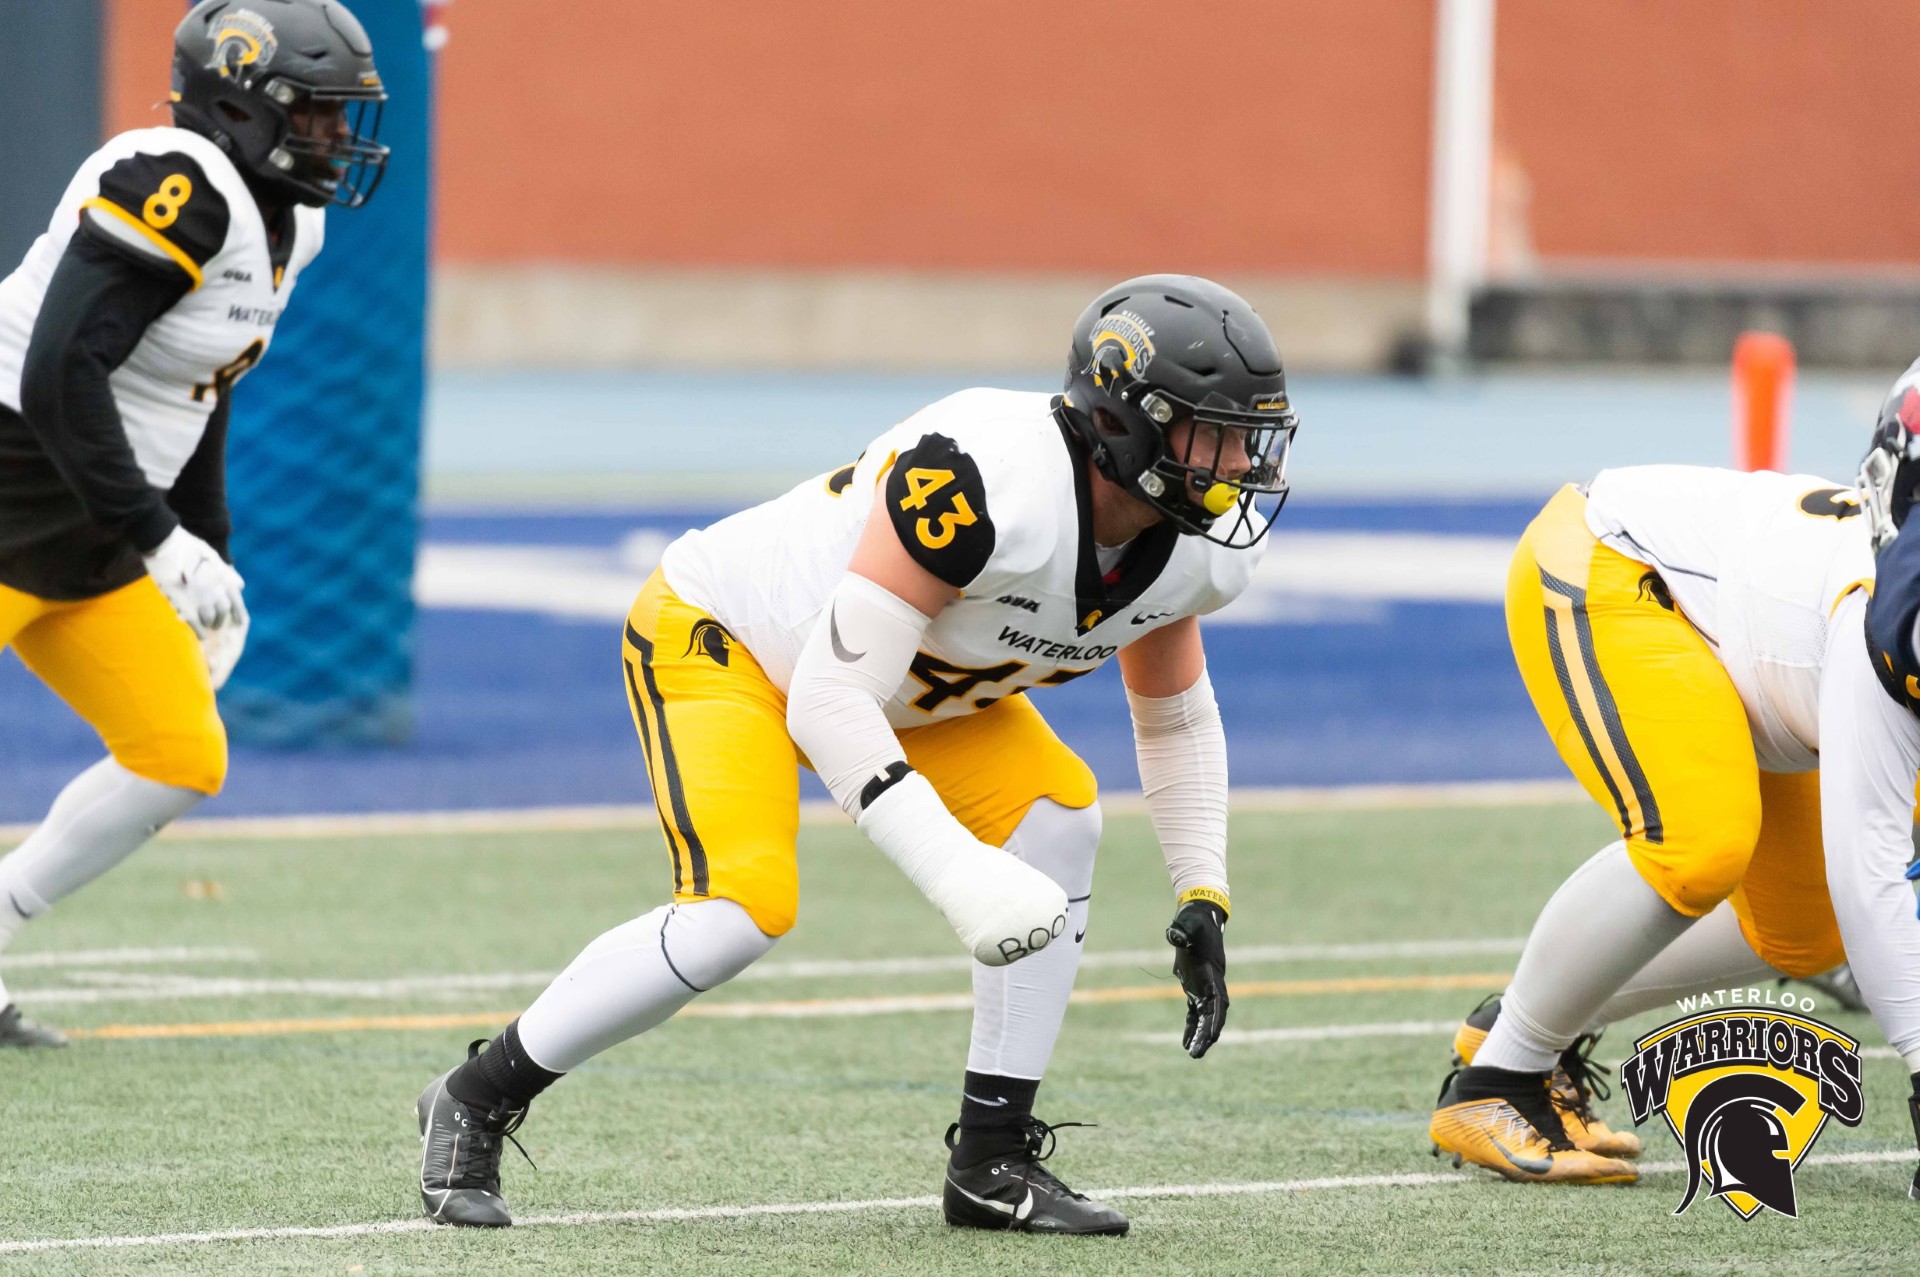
1732, 331, 1795, 472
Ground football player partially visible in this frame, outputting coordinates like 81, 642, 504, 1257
414, 276, 1299, 1234
1429, 359, 1920, 1195
0, 0, 388, 1044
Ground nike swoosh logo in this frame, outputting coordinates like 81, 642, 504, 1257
6, 893, 29, 921
947, 1178, 1032, 1220
962, 1093, 1008, 1106
1130, 610, 1176, 625
1073, 930, 1087, 943
828, 607, 866, 662
1489, 1135, 1554, 1176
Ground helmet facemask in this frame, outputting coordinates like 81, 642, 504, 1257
1083, 352, 1298, 550
1139, 392, 1297, 548
265, 81, 388, 208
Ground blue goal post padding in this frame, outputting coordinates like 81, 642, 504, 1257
218, 0, 433, 746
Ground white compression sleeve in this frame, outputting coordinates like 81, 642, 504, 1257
787, 572, 1068, 966
786, 571, 929, 814
1127, 667, 1229, 900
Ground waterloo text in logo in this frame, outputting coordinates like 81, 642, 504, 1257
1621, 1007, 1863, 1220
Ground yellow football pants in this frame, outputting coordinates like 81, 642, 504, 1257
0, 576, 226, 795
620, 571, 1099, 938
1508, 485, 1843, 978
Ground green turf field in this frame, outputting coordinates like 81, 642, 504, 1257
3, 800, 1918, 1274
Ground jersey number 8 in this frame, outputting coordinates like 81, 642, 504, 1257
143, 174, 194, 231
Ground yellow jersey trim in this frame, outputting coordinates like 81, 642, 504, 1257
79, 197, 204, 290
1831, 577, 1873, 616
1177, 885, 1230, 918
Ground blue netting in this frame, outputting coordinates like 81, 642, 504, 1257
219, 0, 431, 746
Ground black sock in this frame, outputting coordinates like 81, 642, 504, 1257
950, 1070, 1040, 1166
446, 1019, 564, 1113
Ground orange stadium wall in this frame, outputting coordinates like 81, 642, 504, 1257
1496, 1, 1920, 269
106, 0, 1920, 368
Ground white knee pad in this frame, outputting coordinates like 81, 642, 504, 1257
519, 897, 781, 1072
1003, 799, 1101, 900
659, 898, 779, 991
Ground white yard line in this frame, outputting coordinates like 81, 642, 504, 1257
0, 780, 1587, 845
1127, 1019, 1460, 1046
7, 938, 1523, 1008
1, 1150, 1907, 1255
0, 946, 257, 970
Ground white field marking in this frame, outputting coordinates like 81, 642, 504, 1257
1, 1149, 1909, 1256
1126, 1019, 1459, 1046
0, 946, 257, 970
0, 779, 1586, 845
410, 532, 1513, 629
743, 937, 1524, 981
7, 938, 1524, 1008
1224, 533, 1513, 619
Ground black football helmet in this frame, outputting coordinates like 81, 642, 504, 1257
1858, 356, 1920, 553
172, 0, 389, 208
1060, 275, 1298, 548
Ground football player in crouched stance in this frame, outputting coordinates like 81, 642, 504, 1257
0, 0, 386, 1045
415, 276, 1299, 1233
1431, 357, 1920, 1192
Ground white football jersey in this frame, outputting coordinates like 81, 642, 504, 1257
663, 389, 1262, 727
0, 127, 324, 489
1583, 465, 1875, 771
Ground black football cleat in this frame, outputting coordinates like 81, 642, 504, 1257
942, 1120, 1129, 1236
0, 1003, 66, 1048
416, 1043, 531, 1228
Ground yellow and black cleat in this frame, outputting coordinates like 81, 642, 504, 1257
1451, 994, 1643, 1160
1430, 1065, 1638, 1185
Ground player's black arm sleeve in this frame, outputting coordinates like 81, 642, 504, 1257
18, 226, 193, 554
166, 394, 231, 561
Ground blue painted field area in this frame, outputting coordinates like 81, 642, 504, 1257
0, 496, 1556, 821
1, 363, 1901, 821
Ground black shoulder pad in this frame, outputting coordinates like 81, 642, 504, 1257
92, 152, 230, 272
1866, 529, 1920, 715
885, 432, 996, 589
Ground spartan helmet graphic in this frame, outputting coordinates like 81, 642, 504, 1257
1674, 1074, 1808, 1218
683, 619, 731, 667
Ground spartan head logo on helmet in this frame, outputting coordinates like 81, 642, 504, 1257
1087, 310, 1155, 389
208, 8, 278, 77
1673, 1074, 1806, 1218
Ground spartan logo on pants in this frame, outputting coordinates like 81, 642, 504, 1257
683, 618, 732, 667
1621, 1009, 1864, 1219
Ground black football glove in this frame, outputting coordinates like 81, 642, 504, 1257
1166, 900, 1228, 1059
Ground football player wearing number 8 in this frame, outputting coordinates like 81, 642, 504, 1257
415, 275, 1298, 1233
0, 0, 386, 1045
1429, 359, 1920, 1195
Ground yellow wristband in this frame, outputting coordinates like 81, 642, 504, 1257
1176, 886, 1230, 919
